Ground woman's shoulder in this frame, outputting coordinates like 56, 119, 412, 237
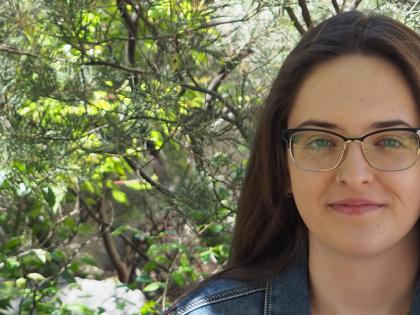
165, 256, 311, 315
165, 276, 268, 315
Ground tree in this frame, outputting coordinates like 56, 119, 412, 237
0, 0, 418, 313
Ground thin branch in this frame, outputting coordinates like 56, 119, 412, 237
298, 0, 313, 28
332, 0, 341, 14
116, 0, 141, 86
84, 59, 146, 74
97, 194, 130, 283
0, 43, 37, 57
182, 84, 249, 141
68, 188, 169, 273
204, 47, 254, 110
161, 250, 179, 310
119, 233, 169, 272
181, 84, 250, 141
0, 42, 148, 75
123, 156, 174, 197
285, 7, 306, 35
182, 84, 235, 114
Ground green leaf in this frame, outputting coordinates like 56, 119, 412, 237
143, 261, 158, 272
143, 282, 161, 292
82, 181, 95, 194
42, 187, 56, 207
27, 273, 45, 282
111, 224, 128, 236
78, 223, 94, 235
32, 249, 50, 264
69, 261, 81, 273
111, 190, 127, 204
13, 161, 26, 171
0, 298, 12, 311
5, 257, 20, 269
113, 160, 126, 176
208, 223, 223, 234
123, 180, 143, 190
171, 270, 185, 286
80, 254, 97, 266
4, 236, 23, 251
180, 253, 189, 266
51, 249, 67, 264
15, 277, 26, 289
135, 273, 152, 283
63, 217, 76, 229
141, 301, 159, 315
149, 130, 163, 148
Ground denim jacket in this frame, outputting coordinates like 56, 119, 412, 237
167, 257, 420, 315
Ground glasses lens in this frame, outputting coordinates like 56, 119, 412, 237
364, 130, 419, 171
290, 131, 344, 171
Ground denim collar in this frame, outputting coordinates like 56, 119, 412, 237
408, 272, 420, 315
269, 255, 420, 315
269, 256, 311, 314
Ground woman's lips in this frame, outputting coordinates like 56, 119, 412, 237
329, 199, 385, 215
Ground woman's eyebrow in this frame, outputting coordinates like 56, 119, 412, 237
369, 119, 413, 129
295, 120, 343, 130
295, 119, 413, 130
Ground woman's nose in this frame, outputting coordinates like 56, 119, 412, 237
335, 141, 375, 186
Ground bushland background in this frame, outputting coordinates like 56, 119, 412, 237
0, 0, 418, 313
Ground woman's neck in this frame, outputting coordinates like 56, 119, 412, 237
309, 227, 419, 315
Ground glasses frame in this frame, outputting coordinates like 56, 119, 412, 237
281, 127, 420, 172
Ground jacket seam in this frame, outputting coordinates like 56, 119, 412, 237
264, 278, 271, 315
175, 284, 266, 315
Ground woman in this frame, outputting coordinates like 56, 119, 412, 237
167, 10, 420, 315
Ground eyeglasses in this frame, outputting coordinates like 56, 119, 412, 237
282, 128, 420, 172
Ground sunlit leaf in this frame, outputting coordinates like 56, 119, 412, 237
27, 273, 45, 282
112, 190, 127, 204
143, 282, 162, 292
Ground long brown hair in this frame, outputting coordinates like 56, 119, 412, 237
229, 10, 420, 275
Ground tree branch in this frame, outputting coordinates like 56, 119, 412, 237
182, 84, 250, 141
123, 156, 174, 197
97, 194, 130, 283
298, 0, 312, 28
285, 7, 306, 35
84, 59, 146, 75
0, 42, 147, 75
116, 0, 139, 72
0, 43, 37, 58
204, 47, 254, 111
332, 0, 341, 14
71, 188, 169, 274
119, 233, 169, 272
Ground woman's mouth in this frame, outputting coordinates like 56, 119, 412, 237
329, 198, 385, 215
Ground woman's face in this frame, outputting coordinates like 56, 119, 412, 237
287, 54, 420, 257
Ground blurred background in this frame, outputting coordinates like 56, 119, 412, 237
0, 0, 418, 313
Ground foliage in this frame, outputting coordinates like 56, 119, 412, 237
0, 0, 418, 313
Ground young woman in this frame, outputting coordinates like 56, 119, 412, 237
167, 10, 420, 315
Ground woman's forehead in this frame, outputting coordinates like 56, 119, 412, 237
287, 54, 419, 131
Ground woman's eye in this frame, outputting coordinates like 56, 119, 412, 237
376, 138, 403, 149
306, 138, 334, 149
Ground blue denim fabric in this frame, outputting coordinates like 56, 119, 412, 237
167, 257, 420, 315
